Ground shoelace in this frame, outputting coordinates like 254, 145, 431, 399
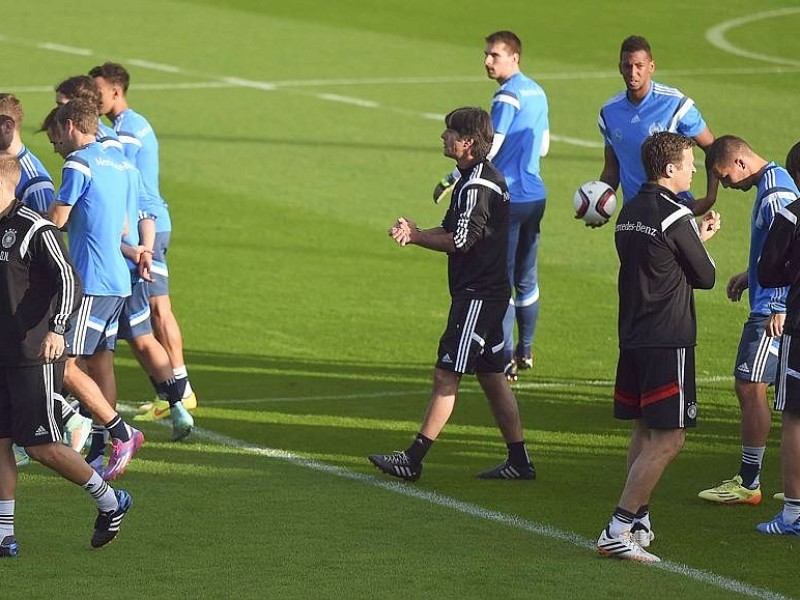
385, 452, 410, 465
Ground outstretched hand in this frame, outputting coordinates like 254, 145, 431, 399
388, 217, 416, 246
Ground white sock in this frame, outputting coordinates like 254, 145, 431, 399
173, 366, 193, 397
0, 499, 14, 538
783, 497, 800, 524
82, 472, 118, 513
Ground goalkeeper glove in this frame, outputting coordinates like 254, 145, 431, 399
432, 173, 457, 204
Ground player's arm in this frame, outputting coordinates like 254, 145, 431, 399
36, 227, 81, 360
670, 214, 716, 289
599, 145, 621, 191
408, 225, 456, 253
690, 127, 719, 216
47, 201, 72, 229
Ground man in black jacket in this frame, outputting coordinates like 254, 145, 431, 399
0, 154, 132, 556
597, 132, 720, 562
368, 107, 535, 482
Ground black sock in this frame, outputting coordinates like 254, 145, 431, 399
507, 441, 530, 466
155, 377, 187, 406
85, 426, 106, 462
405, 433, 434, 464
104, 415, 130, 442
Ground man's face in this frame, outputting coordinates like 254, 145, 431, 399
441, 128, 471, 162
671, 147, 697, 193
619, 50, 654, 95
93, 77, 116, 115
713, 159, 752, 191
46, 124, 70, 158
484, 42, 518, 82
0, 117, 15, 152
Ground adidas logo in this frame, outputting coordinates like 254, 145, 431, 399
736, 362, 750, 374
630, 115, 641, 124
34, 425, 48, 437
441, 353, 453, 364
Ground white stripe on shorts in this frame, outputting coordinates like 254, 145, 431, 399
776, 333, 791, 411
42, 363, 60, 443
677, 348, 685, 428
455, 300, 482, 373
751, 330, 772, 382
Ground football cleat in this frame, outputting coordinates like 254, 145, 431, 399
756, 513, 800, 536
134, 399, 171, 422
368, 451, 422, 482
170, 402, 194, 442
181, 391, 197, 411
516, 354, 534, 370
0, 535, 19, 558
476, 459, 536, 480
63, 412, 93, 453
597, 528, 660, 562
12, 445, 29, 468
102, 428, 144, 481
774, 492, 785, 501
91, 489, 132, 548
697, 475, 761, 505
630, 522, 655, 548
504, 360, 518, 383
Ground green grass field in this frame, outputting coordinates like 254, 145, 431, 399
2, 0, 800, 597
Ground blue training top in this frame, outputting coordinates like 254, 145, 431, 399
748, 163, 799, 316
490, 71, 548, 203
113, 108, 171, 233
56, 141, 134, 297
599, 81, 706, 203
16, 145, 55, 215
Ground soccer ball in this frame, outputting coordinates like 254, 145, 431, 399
573, 181, 617, 226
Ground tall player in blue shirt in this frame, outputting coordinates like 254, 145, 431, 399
46, 99, 144, 481
482, 32, 549, 383
698, 136, 800, 506
0, 94, 55, 216
90, 62, 197, 418
436, 32, 548, 381
598, 36, 718, 215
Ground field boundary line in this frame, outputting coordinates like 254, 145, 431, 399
143, 415, 790, 600
706, 8, 800, 67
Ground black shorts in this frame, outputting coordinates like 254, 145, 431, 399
0, 363, 65, 447
436, 298, 507, 374
775, 333, 800, 415
614, 347, 697, 429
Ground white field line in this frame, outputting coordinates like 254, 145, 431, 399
706, 8, 800, 68
144, 416, 789, 600
2, 32, 798, 153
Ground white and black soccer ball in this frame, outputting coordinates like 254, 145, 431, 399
573, 181, 618, 226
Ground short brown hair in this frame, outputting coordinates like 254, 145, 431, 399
445, 107, 494, 160
0, 155, 22, 191
55, 75, 102, 112
485, 31, 522, 56
620, 35, 652, 59
52, 99, 99, 136
0, 93, 24, 129
704, 135, 753, 173
786, 141, 800, 187
89, 62, 130, 93
641, 131, 696, 180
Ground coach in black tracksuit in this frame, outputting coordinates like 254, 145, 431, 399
367, 107, 535, 483
597, 132, 720, 562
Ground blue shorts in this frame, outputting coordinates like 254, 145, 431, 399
148, 230, 171, 297
65, 295, 125, 356
118, 279, 153, 341
733, 314, 780, 383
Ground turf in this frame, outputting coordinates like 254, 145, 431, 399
2, 0, 800, 598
